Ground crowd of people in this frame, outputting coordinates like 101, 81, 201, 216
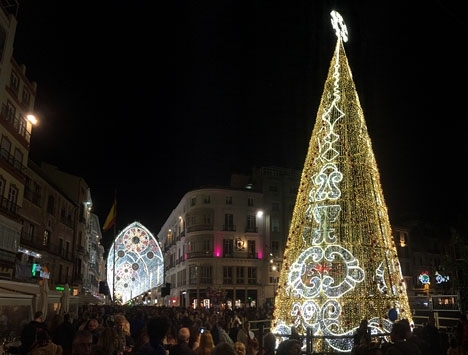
351, 315, 468, 355
5, 305, 277, 355
6, 305, 468, 355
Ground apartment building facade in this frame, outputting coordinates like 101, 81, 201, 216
18, 160, 77, 288
0, 1, 37, 279
1, 159, 106, 329
36, 162, 104, 298
155, 166, 300, 308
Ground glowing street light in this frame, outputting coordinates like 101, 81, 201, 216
26, 114, 37, 125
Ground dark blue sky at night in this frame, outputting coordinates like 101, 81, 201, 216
12, 1, 468, 246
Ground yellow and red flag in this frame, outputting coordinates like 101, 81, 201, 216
102, 199, 116, 231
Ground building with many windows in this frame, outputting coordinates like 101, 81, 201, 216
0, 2, 106, 327
35, 162, 104, 299
0, 1, 37, 279
18, 160, 77, 288
155, 166, 300, 308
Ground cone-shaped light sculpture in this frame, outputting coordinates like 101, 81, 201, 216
271, 10, 413, 353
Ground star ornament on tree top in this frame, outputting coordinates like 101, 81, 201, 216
330, 10, 348, 42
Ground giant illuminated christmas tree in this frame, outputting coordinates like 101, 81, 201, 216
271, 11, 413, 353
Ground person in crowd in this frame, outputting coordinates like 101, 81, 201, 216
122, 319, 135, 354
440, 330, 450, 355
236, 321, 250, 348
236, 321, 258, 355
250, 338, 259, 355
456, 313, 468, 353
163, 323, 179, 354
90, 326, 123, 355
11, 311, 48, 355
399, 319, 428, 354
234, 342, 246, 355
289, 327, 301, 342
188, 318, 203, 351
217, 319, 233, 346
135, 316, 171, 355
130, 310, 147, 343
229, 319, 241, 344
71, 330, 93, 355
212, 342, 236, 355
53, 313, 76, 355
207, 315, 220, 346
383, 320, 421, 355
447, 336, 463, 355
195, 330, 215, 355
49, 315, 63, 339
29, 327, 63, 355
275, 340, 301, 355
169, 327, 197, 355
83, 318, 102, 345
75, 312, 91, 333
114, 315, 131, 355
353, 319, 370, 348
262, 332, 276, 355
423, 316, 442, 355
191, 331, 201, 352
351, 334, 371, 355
366, 342, 382, 355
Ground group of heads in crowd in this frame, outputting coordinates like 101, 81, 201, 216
9, 304, 463, 355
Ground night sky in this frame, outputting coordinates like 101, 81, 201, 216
11, 1, 468, 249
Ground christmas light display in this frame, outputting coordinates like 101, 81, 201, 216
107, 221, 164, 304
271, 11, 413, 353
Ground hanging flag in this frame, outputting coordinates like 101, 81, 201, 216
102, 199, 116, 231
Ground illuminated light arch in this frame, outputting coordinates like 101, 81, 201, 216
107, 221, 164, 304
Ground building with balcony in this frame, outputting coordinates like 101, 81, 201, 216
0, 159, 106, 329
0, 1, 37, 279
16, 160, 105, 296
37, 162, 101, 297
155, 166, 300, 308
18, 159, 76, 288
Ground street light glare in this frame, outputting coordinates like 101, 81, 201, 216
27, 114, 37, 124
